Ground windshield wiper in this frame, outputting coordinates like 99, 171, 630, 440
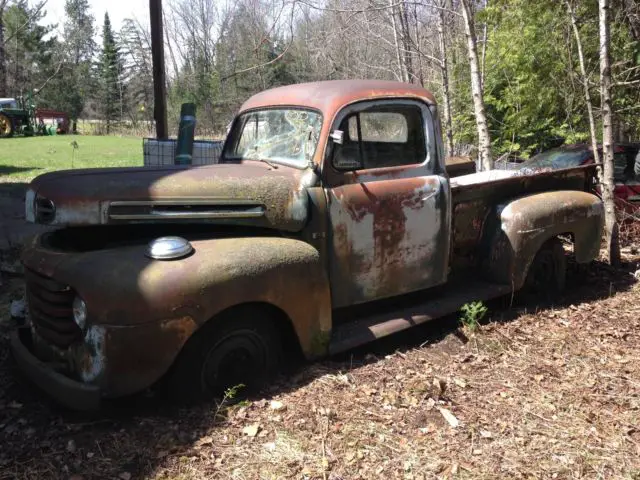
255, 158, 279, 169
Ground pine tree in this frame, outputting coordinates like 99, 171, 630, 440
60, 0, 96, 131
99, 13, 121, 133
3, 1, 56, 97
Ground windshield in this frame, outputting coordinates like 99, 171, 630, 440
226, 109, 322, 168
520, 147, 592, 170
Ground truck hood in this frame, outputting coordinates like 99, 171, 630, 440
26, 162, 317, 232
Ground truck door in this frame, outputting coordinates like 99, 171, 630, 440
323, 100, 451, 308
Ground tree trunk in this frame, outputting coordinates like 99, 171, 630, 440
389, 0, 407, 82
398, 0, 415, 83
436, 1, 454, 156
599, 0, 620, 265
565, 0, 600, 166
460, 0, 493, 170
0, 3, 7, 97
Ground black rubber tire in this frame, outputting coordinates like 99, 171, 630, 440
164, 306, 283, 403
523, 237, 567, 301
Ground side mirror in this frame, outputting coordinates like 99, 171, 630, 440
330, 130, 344, 145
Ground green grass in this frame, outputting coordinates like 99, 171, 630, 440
0, 135, 143, 182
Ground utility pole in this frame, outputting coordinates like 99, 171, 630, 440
150, 0, 168, 139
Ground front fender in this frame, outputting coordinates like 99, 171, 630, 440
22, 236, 332, 395
483, 191, 604, 289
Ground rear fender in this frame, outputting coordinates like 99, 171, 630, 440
483, 191, 604, 289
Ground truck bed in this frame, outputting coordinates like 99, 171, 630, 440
449, 165, 597, 273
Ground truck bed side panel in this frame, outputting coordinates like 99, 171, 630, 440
449, 166, 597, 274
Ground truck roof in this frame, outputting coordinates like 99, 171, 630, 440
239, 80, 437, 119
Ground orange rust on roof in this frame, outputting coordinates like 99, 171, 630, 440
239, 80, 437, 118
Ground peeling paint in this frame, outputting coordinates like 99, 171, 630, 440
78, 325, 107, 383
329, 173, 449, 307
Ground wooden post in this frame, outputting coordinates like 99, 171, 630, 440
150, 0, 168, 139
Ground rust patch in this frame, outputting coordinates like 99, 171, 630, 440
329, 174, 448, 306
159, 316, 198, 345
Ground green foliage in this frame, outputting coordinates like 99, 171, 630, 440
37, 0, 97, 127
2, 1, 56, 97
481, 0, 579, 156
459, 301, 488, 332
213, 384, 245, 423
98, 13, 123, 131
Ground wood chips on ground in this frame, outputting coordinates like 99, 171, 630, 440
0, 248, 639, 480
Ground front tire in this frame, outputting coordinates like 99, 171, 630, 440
165, 306, 283, 402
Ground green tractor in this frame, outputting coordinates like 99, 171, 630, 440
0, 94, 37, 138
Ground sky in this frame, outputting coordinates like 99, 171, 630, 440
41, 0, 150, 36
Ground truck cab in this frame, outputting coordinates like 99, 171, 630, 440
12, 80, 604, 410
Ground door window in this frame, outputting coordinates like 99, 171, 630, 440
333, 104, 427, 170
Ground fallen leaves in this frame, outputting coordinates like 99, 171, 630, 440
1, 251, 639, 479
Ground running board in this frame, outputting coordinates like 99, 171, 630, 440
329, 282, 513, 355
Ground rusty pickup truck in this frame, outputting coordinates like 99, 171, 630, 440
12, 80, 604, 410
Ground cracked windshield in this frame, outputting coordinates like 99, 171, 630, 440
229, 109, 322, 168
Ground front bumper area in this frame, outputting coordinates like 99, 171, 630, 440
11, 328, 101, 411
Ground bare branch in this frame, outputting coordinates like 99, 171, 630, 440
221, 1, 297, 81
296, 0, 462, 17
613, 79, 640, 87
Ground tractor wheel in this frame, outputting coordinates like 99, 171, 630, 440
0, 113, 14, 138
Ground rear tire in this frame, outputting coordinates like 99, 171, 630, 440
0, 113, 14, 138
165, 306, 283, 403
523, 237, 567, 301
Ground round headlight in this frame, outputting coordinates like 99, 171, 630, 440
72, 296, 87, 330
146, 236, 193, 260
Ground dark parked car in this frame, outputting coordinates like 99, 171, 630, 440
515, 143, 640, 214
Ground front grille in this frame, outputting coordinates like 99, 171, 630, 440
25, 269, 81, 348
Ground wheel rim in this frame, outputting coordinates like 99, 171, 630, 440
0, 115, 11, 136
201, 329, 268, 394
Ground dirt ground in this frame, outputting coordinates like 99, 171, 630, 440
0, 183, 639, 479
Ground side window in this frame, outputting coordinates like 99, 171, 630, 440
348, 112, 408, 143
333, 104, 427, 171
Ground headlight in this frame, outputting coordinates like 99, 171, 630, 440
34, 195, 56, 223
145, 236, 193, 260
72, 296, 87, 330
